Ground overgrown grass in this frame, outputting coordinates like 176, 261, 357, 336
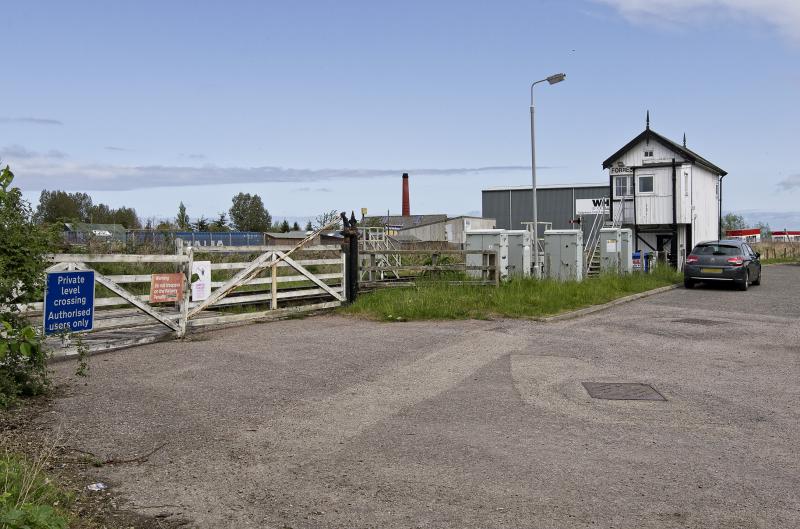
341, 267, 682, 321
1, 449, 71, 529
761, 256, 800, 265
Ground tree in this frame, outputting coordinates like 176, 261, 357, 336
756, 221, 772, 241
292, 221, 300, 231
193, 215, 210, 232
111, 206, 141, 229
304, 221, 312, 231
229, 193, 271, 232
279, 219, 291, 233
210, 212, 229, 232
314, 209, 341, 230
35, 190, 93, 224
176, 202, 191, 230
721, 213, 746, 234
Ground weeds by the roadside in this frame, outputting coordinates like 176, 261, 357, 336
341, 267, 682, 321
1, 446, 71, 529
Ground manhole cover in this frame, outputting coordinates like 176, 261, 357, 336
672, 318, 723, 326
582, 382, 666, 401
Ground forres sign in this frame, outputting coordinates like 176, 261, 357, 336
150, 273, 185, 303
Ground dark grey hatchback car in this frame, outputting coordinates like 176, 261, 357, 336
684, 240, 762, 291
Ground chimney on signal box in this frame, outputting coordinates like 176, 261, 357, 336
402, 173, 410, 216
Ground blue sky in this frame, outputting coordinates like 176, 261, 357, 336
2, 0, 799, 225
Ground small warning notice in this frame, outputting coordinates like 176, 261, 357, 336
150, 273, 184, 303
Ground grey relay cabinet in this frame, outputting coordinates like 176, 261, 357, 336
543, 229, 583, 281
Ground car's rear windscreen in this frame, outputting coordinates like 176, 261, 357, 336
693, 244, 740, 255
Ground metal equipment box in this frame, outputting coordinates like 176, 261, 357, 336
465, 230, 509, 280
504, 230, 532, 277
543, 229, 583, 281
618, 228, 633, 273
599, 228, 621, 273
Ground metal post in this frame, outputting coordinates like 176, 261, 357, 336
530, 98, 539, 278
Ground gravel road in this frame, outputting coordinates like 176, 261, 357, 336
51, 264, 800, 528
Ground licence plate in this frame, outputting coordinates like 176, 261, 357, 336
701, 268, 722, 274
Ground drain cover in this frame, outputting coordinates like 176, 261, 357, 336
672, 318, 723, 326
582, 382, 666, 401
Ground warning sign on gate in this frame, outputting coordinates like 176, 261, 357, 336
43, 270, 95, 335
150, 273, 184, 303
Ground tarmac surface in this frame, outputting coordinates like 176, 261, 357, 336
51, 264, 800, 528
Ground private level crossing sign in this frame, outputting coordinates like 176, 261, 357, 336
43, 270, 95, 335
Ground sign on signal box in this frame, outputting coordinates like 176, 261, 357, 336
43, 270, 95, 335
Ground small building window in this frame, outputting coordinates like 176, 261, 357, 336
638, 175, 654, 193
644, 149, 654, 158
615, 175, 632, 197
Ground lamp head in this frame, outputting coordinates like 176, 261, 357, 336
546, 73, 566, 85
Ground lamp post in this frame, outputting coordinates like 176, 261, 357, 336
530, 72, 566, 278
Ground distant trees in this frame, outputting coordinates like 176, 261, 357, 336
305, 221, 312, 231
193, 215, 210, 232
721, 213, 746, 234
278, 219, 291, 233
291, 221, 300, 231
210, 212, 229, 232
34, 189, 141, 228
313, 209, 341, 230
176, 202, 191, 230
229, 193, 271, 232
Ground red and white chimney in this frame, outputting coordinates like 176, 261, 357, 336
402, 173, 410, 217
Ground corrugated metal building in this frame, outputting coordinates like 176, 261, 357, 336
482, 183, 609, 240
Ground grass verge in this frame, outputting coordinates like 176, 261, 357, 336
341, 267, 682, 321
1, 448, 71, 529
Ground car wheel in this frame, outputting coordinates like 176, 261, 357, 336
752, 270, 761, 286
684, 278, 694, 289
738, 270, 749, 291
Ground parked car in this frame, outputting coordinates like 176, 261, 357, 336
684, 240, 761, 291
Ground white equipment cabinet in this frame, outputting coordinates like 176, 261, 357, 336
465, 230, 509, 280
505, 230, 532, 277
618, 228, 633, 273
543, 229, 583, 281
599, 228, 622, 273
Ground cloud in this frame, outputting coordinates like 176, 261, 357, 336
777, 173, 800, 191
105, 146, 131, 152
595, 0, 800, 42
8, 160, 534, 191
0, 117, 63, 126
0, 145, 66, 159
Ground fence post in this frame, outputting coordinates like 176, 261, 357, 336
271, 264, 278, 310
178, 241, 192, 338
342, 212, 359, 303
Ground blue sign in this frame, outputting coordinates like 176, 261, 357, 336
43, 271, 95, 335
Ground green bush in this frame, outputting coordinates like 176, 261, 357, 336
0, 166, 55, 407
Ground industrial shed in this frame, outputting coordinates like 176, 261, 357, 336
482, 183, 609, 241
396, 216, 496, 244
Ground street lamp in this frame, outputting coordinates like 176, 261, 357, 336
530, 72, 566, 278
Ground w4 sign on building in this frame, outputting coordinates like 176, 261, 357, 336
43, 270, 95, 335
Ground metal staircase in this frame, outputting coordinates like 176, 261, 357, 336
584, 206, 624, 277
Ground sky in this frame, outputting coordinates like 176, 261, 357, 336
2, 0, 799, 225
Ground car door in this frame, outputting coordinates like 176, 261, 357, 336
744, 244, 759, 278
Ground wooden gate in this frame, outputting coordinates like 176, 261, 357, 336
15, 228, 348, 357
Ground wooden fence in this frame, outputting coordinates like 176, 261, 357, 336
359, 249, 500, 288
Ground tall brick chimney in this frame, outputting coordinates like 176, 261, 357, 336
402, 173, 410, 216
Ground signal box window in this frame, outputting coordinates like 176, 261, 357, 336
638, 175, 654, 193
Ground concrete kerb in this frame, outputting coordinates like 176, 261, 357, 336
535, 283, 681, 323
